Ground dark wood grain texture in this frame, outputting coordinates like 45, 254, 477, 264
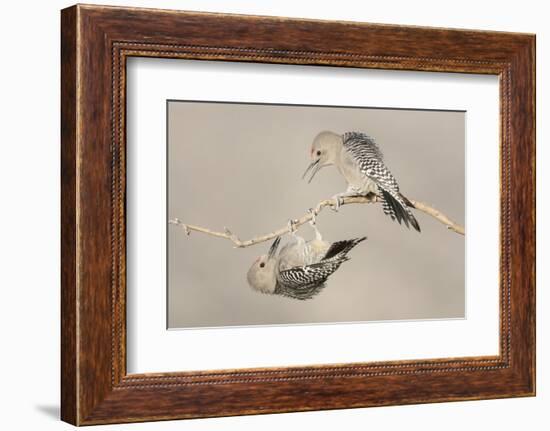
60, 6, 78, 425
60, 4, 535, 425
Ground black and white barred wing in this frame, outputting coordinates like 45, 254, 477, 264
278, 257, 348, 290
275, 257, 348, 300
343, 132, 421, 232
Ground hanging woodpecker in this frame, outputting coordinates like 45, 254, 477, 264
303, 131, 421, 232
246, 217, 366, 300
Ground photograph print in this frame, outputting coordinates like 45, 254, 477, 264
168, 100, 465, 329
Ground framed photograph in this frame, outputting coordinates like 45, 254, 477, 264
61, 4, 535, 425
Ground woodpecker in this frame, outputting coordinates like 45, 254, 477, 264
303, 131, 421, 232
246, 218, 366, 300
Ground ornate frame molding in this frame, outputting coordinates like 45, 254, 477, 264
61, 5, 535, 425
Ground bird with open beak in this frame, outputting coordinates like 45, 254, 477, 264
303, 131, 421, 232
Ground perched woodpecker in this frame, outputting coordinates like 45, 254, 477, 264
303, 131, 421, 232
246, 219, 366, 300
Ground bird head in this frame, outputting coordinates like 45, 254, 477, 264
303, 131, 342, 183
246, 237, 280, 294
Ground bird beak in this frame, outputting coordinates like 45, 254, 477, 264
302, 159, 321, 183
268, 237, 281, 259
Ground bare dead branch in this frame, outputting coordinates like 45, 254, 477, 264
168, 194, 464, 248
409, 199, 465, 235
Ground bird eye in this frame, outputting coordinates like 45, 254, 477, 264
259, 262, 265, 268
316, 150, 321, 156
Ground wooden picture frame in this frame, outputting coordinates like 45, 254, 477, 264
61, 4, 535, 425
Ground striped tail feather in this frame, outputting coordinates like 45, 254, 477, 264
380, 189, 421, 232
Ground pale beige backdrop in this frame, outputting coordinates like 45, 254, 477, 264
168, 101, 465, 328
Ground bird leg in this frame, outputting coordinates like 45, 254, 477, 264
308, 208, 323, 241
287, 219, 298, 236
330, 191, 361, 212
288, 218, 308, 251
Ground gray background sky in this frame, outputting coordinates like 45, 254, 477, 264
168, 101, 465, 328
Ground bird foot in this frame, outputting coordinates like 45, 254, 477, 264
366, 192, 379, 202
308, 208, 323, 241
287, 219, 298, 236
330, 195, 344, 212
308, 208, 317, 226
